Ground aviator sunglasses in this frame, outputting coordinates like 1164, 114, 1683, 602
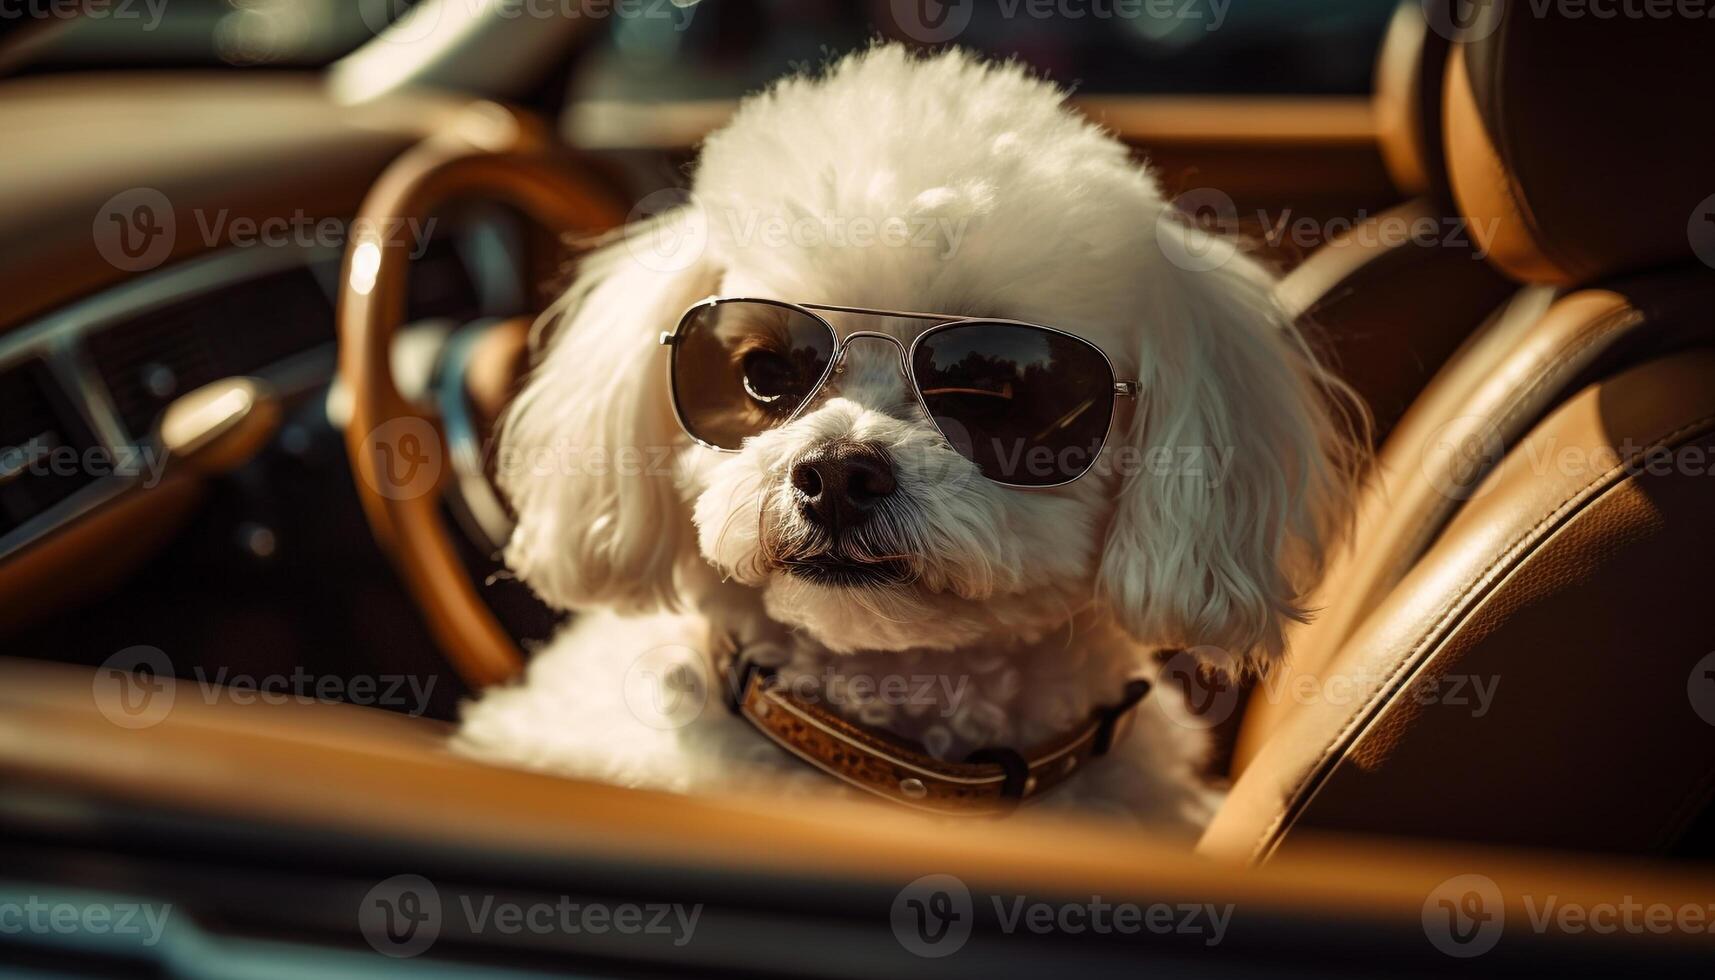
659, 298, 1140, 488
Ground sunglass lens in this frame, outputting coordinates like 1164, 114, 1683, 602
671, 301, 836, 450
912, 322, 1116, 486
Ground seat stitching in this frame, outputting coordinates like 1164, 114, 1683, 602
1252, 411, 1715, 860
1384, 303, 1643, 595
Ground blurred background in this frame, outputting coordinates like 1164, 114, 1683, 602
7, 0, 1397, 94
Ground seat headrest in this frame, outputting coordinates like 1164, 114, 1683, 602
1445, 5, 1715, 285
1373, 1, 1455, 202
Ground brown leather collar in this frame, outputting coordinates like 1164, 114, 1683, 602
722, 652, 1152, 817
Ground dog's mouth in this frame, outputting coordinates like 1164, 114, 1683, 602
780, 554, 915, 588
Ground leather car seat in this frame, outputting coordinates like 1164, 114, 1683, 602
1281, 0, 1514, 443
1212, 6, 1715, 860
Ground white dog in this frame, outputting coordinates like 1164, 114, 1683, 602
456, 45, 1360, 835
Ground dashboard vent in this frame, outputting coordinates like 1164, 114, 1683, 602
88, 263, 334, 439
0, 358, 103, 541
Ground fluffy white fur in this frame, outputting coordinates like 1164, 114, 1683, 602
456, 45, 1361, 836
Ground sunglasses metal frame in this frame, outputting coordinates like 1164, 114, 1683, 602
659, 296, 1140, 489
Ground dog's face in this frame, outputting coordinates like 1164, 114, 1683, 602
682, 288, 1115, 653
498, 47, 1359, 669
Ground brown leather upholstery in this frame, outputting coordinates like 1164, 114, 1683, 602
1208, 351, 1715, 860
1444, 7, 1715, 285
1285, 1, 1513, 442
9, 656, 1715, 952
1283, 198, 1514, 441
1239, 271, 1715, 770
1373, 0, 1454, 204
1225, 9, 1715, 858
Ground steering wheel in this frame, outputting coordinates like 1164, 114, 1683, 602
338, 103, 626, 690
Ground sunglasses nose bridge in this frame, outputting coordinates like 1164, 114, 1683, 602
831, 330, 911, 378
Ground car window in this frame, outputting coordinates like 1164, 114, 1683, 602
2, 0, 1396, 94
0, 0, 395, 71
575, 0, 1400, 100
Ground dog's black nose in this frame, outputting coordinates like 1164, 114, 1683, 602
791, 443, 897, 530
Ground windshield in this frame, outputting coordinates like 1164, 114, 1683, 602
4, 0, 1395, 95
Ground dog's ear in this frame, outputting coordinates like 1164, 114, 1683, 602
496, 210, 720, 613
1098, 222, 1365, 673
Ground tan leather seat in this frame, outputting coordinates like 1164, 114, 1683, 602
1282, 0, 1513, 443
1213, 6, 1715, 860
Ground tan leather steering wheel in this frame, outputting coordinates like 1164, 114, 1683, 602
338, 104, 625, 690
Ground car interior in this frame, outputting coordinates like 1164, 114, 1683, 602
3, 1, 1714, 975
